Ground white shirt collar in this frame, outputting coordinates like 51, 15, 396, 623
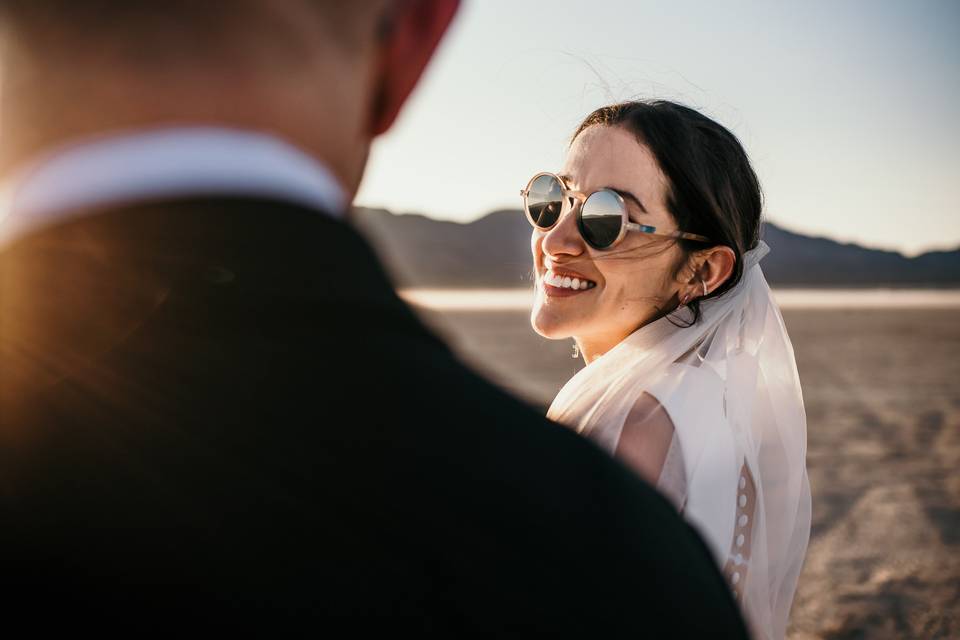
0, 126, 348, 248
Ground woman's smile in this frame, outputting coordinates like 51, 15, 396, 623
541, 266, 598, 297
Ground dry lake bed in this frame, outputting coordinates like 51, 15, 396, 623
408, 297, 960, 640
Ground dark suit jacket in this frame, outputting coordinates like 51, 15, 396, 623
0, 197, 748, 635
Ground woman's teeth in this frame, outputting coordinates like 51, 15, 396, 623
543, 270, 596, 290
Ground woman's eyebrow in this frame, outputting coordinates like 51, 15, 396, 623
559, 175, 649, 214
608, 187, 648, 214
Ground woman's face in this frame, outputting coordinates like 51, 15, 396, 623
530, 124, 687, 352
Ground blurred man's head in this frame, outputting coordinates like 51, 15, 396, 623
0, 0, 460, 198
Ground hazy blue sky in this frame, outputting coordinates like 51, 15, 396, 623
355, 0, 960, 256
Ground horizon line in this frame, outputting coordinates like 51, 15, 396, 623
353, 203, 960, 259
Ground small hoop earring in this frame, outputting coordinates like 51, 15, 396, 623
701, 279, 708, 297
571, 340, 580, 359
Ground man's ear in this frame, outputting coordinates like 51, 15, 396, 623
369, 0, 460, 136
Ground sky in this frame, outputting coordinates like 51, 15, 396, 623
355, 0, 960, 256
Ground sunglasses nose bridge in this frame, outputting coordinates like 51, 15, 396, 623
551, 189, 585, 226
539, 197, 586, 257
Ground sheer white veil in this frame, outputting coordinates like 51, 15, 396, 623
547, 241, 811, 640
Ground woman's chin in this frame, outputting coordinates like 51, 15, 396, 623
530, 308, 578, 340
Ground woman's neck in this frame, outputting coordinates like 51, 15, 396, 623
576, 305, 679, 364
576, 333, 628, 365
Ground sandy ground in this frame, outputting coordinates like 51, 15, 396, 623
413, 306, 960, 639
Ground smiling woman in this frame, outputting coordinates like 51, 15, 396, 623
529, 101, 764, 353
526, 100, 811, 640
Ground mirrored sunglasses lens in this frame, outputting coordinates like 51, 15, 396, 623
526, 175, 563, 228
579, 190, 624, 248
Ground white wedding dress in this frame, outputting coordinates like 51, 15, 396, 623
547, 242, 811, 640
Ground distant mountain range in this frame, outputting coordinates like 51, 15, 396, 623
353, 207, 960, 288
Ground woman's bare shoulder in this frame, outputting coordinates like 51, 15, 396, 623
615, 392, 676, 486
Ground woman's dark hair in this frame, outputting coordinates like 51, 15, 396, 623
573, 100, 762, 325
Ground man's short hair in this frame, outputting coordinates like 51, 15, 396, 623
0, 1, 386, 56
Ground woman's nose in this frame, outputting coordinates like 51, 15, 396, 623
540, 204, 585, 258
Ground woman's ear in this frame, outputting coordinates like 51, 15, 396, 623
692, 245, 737, 296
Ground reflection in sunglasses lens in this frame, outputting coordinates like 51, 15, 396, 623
526, 175, 563, 228
580, 190, 623, 249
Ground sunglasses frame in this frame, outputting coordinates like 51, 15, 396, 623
520, 171, 712, 249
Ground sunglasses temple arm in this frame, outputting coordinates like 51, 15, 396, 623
623, 222, 711, 243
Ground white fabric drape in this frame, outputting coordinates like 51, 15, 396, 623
547, 241, 811, 640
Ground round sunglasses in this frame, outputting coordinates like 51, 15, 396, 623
520, 172, 711, 250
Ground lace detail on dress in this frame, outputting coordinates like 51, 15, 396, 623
722, 462, 756, 603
